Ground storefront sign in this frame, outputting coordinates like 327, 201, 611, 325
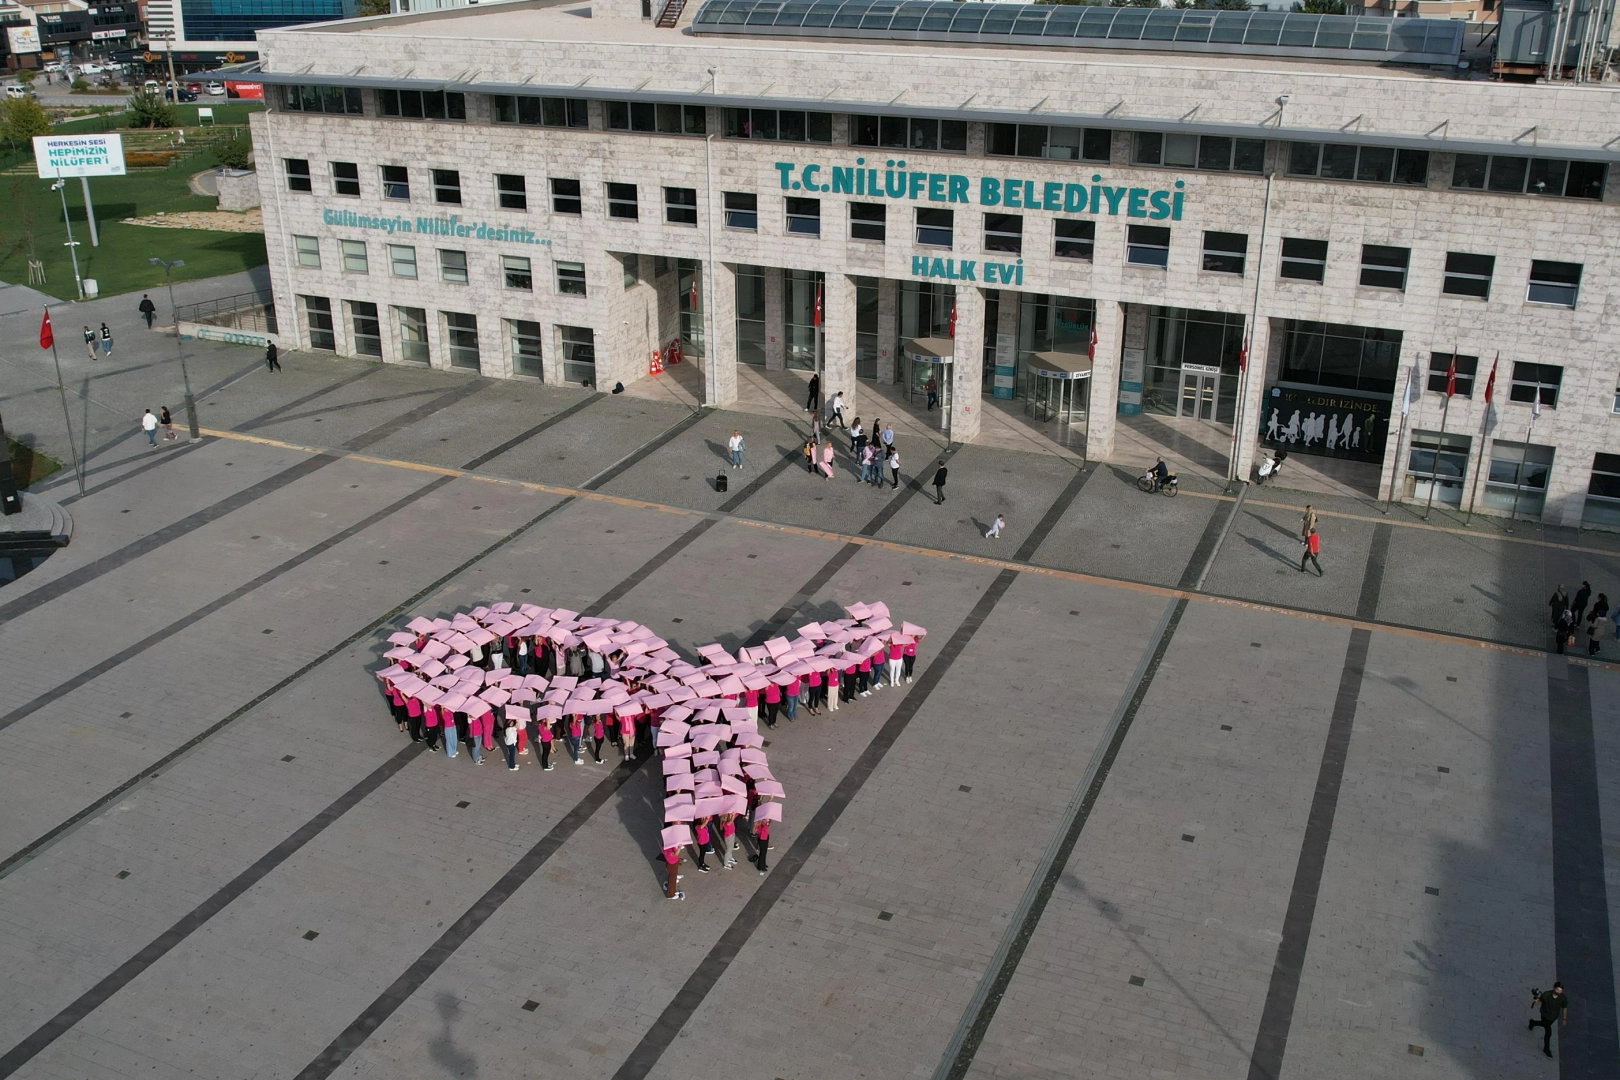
1259, 385, 1391, 463
994, 333, 1016, 400
321, 208, 549, 246
7, 26, 41, 54
226, 81, 264, 100
909, 255, 1023, 284
92, 29, 128, 40
1118, 348, 1144, 415
776, 161, 1184, 219
32, 134, 125, 177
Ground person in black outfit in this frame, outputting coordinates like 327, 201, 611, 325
1528, 982, 1568, 1057
1549, 584, 1569, 627
1555, 607, 1575, 654
1572, 581, 1592, 624
805, 372, 820, 414
265, 341, 282, 372
932, 460, 948, 505
139, 294, 157, 329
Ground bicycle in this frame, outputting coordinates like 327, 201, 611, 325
1137, 471, 1178, 497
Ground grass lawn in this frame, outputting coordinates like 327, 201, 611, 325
7, 436, 63, 487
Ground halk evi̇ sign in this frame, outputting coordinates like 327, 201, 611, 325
33, 134, 126, 179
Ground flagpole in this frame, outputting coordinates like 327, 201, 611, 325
1423, 391, 1451, 520
1382, 364, 1417, 516
1507, 401, 1538, 533
45, 312, 86, 497
1462, 351, 1498, 528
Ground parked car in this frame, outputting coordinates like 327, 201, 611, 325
42, 61, 65, 73
143, 79, 161, 94
164, 85, 198, 102
204, 81, 225, 96
79, 62, 104, 75
184, 80, 202, 93
5, 84, 31, 99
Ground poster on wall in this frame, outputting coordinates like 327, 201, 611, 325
1258, 385, 1391, 463
7, 25, 42, 54
993, 332, 1015, 400
1118, 347, 1144, 415
225, 80, 264, 100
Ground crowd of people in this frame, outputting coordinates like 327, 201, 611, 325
1548, 581, 1611, 655
374, 599, 926, 901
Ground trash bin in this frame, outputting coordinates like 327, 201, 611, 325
82, 278, 99, 299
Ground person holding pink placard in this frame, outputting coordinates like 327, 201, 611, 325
720, 813, 738, 869
590, 716, 606, 764
502, 717, 520, 771
692, 817, 713, 873
903, 637, 917, 683
662, 844, 684, 901
886, 638, 904, 687
404, 691, 424, 743
783, 674, 801, 721
763, 679, 782, 729
754, 817, 771, 874
566, 713, 584, 765
804, 667, 822, 716
537, 715, 554, 770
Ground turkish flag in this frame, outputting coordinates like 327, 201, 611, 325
948, 298, 957, 338
39, 308, 52, 350
813, 282, 822, 328
1484, 353, 1498, 404
690, 278, 698, 311
1445, 356, 1457, 398
1088, 325, 1098, 362
1239, 336, 1249, 373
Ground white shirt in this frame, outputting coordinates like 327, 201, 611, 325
503, 725, 518, 745
727, 435, 743, 452
142, 412, 157, 431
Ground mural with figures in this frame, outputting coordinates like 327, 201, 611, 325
1258, 385, 1392, 464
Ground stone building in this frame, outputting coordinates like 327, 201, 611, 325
253, 0, 1620, 526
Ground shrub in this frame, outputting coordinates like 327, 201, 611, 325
216, 131, 252, 169
0, 97, 51, 150
70, 77, 90, 92
125, 90, 176, 129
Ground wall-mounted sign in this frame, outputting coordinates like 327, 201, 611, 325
225, 80, 264, 100
909, 254, 1023, 285
322, 207, 550, 246
776, 160, 1185, 219
1259, 385, 1391, 463
33, 133, 125, 178
1118, 348, 1144, 415
994, 332, 1016, 401
91, 28, 128, 40
7, 25, 41, 54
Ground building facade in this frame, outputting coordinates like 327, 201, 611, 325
252, 0, 1620, 527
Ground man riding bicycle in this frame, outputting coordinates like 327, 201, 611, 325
1149, 457, 1176, 492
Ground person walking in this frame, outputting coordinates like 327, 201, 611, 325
810, 411, 822, 445
99, 322, 113, 356
803, 437, 817, 474
986, 513, 1005, 539
265, 340, 282, 372
887, 445, 901, 489
819, 440, 835, 480
805, 372, 820, 414
1549, 584, 1569, 628
1301, 504, 1317, 539
849, 417, 864, 456
1299, 526, 1323, 576
727, 429, 744, 469
932, 460, 948, 505
159, 405, 177, 441
139, 293, 157, 329
502, 717, 520, 771
828, 391, 846, 428
1527, 982, 1568, 1058
1571, 581, 1592, 624
142, 408, 159, 447
83, 325, 97, 360
1587, 608, 1610, 656
925, 373, 938, 411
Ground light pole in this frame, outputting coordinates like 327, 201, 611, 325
51, 174, 84, 300
149, 256, 199, 438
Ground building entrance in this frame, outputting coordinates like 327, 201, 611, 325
1178, 367, 1221, 422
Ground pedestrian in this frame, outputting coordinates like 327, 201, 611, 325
1528, 982, 1568, 1058
828, 391, 846, 428
886, 636, 904, 687
763, 677, 782, 728
537, 712, 554, 770
1555, 607, 1575, 654
859, 443, 878, 485
141, 408, 159, 447
783, 673, 801, 720
727, 429, 744, 469
567, 712, 584, 764
159, 405, 177, 441
139, 293, 157, 329
502, 716, 520, 771
932, 460, 948, 504
590, 714, 606, 764
754, 815, 771, 874
888, 445, 901, 489
806, 372, 820, 414
1301, 504, 1317, 538
926, 373, 938, 410
99, 322, 112, 356
879, 421, 895, 450
1549, 584, 1569, 627
1587, 610, 1610, 655
819, 440, 835, 480
691, 817, 713, 873
265, 340, 281, 372
803, 437, 817, 473
848, 417, 863, 455
720, 812, 738, 868
83, 325, 96, 359
1299, 525, 1323, 576
810, 411, 822, 444
1572, 581, 1592, 624
662, 842, 684, 901
902, 634, 917, 683
986, 513, 1005, 539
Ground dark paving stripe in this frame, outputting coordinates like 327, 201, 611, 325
0, 476, 454, 735
1245, 626, 1369, 1080
342, 378, 490, 452
460, 392, 604, 471
0, 741, 425, 1080
938, 597, 1188, 1080
586, 517, 720, 617
195, 355, 271, 399
582, 409, 706, 491
0, 454, 339, 624
612, 567, 1020, 1080
716, 420, 811, 514
262, 386, 447, 430
1012, 463, 1092, 563
56, 439, 215, 506
1545, 662, 1620, 1077
859, 441, 960, 537
1357, 523, 1391, 621
238, 365, 383, 431
743, 543, 864, 649
1178, 490, 1244, 590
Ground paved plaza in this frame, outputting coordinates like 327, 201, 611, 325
0, 284, 1617, 1080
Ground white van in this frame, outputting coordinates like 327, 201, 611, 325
4, 84, 30, 99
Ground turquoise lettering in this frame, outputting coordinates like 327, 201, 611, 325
960, 259, 976, 281
1024, 181, 1037, 208
908, 171, 927, 199
1127, 188, 1148, 218
1004, 179, 1022, 209
912, 255, 928, 276
1102, 187, 1126, 215
1043, 182, 1062, 212
948, 174, 969, 203
885, 170, 905, 198
1172, 190, 1184, 221
774, 162, 794, 189
1149, 190, 1171, 219
1064, 184, 1087, 213
980, 177, 1001, 206
832, 167, 855, 194
984, 263, 1001, 284
928, 173, 946, 202
802, 164, 822, 191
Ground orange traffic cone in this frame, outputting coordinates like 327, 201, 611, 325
650, 348, 664, 376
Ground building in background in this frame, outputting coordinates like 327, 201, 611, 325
138, 0, 355, 65
1, 0, 140, 67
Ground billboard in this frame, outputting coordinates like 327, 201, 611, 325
225, 80, 263, 100
7, 25, 42, 54
32, 134, 126, 178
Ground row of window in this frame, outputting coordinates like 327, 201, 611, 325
294, 235, 591, 294
274, 87, 1610, 202
1425, 352, 1564, 407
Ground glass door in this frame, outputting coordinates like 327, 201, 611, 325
1179, 370, 1218, 421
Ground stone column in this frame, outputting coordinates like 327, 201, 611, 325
875, 277, 898, 385
1084, 301, 1125, 461
1229, 315, 1274, 483
704, 260, 738, 407
764, 266, 785, 370
947, 285, 985, 444
822, 272, 857, 421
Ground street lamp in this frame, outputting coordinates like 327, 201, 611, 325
149, 256, 200, 438
51, 175, 84, 300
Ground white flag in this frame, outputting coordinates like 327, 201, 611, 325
1401, 365, 1419, 416
1533, 393, 1542, 419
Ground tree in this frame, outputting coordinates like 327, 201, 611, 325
15, 68, 35, 86
216, 131, 253, 169
125, 90, 176, 129
1292, 0, 1345, 11
0, 96, 51, 150
357, 0, 391, 13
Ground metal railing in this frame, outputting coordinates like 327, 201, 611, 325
175, 291, 278, 335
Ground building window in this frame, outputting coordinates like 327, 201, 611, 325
1427, 352, 1477, 397
1133, 132, 1263, 174
439, 249, 468, 284
850, 115, 966, 153
502, 255, 532, 291
1509, 361, 1562, 408
622, 254, 638, 289
380, 165, 409, 201
394, 306, 429, 363
556, 260, 587, 296
331, 161, 360, 197
508, 319, 543, 378
1452, 154, 1605, 199
388, 244, 417, 279
1201, 231, 1246, 275
492, 95, 586, 128
786, 197, 821, 237
339, 239, 368, 274
735, 265, 766, 367
723, 191, 757, 230
1287, 143, 1429, 186
1054, 219, 1094, 261
1406, 431, 1471, 507
1126, 225, 1170, 268
916, 208, 952, 247
496, 174, 527, 210
285, 158, 312, 193
444, 312, 480, 370
607, 101, 705, 135
560, 325, 596, 384
301, 295, 334, 351
850, 202, 885, 242
1279, 320, 1402, 395
1359, 244, 1410, 290
430, 169, 461, 205
281, 85, 362, 115
293, 234, 320, 269
606, 182, 638, 220
983, 213, 1022, 255
1584, 453, 1620, 527
1279, 238, 1328, 283
1527, 260, 1581, 308
552, 178, 582, 215
349, 300, 382, 357
721, 108, 832, 143
665, 186, 698, 225
987, 123, 1110, 162
1442, 252, 1493, 299
1484, 441, 1555, 517
378, 89, 465, 121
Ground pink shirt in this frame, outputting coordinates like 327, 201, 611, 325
765, 684, 781, 703
568, 717, 583, 737
756, 820, 770, 841
904, 641, 917, 657
695, 822, 710, 845
538, 722, 552, 742
858, 657, 872, 673
722, 820, 736, 838
591, 719, 604, 739
786, 677, 801, 696
745, 689, 759, 707
405, 696, 423, 717
807, 670, 822, 687
662, 847, 678, 865
888, 643, 903, 660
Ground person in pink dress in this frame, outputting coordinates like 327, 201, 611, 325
819, 441, 835, 480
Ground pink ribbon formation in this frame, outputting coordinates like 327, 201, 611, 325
374, 600, 929, 845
